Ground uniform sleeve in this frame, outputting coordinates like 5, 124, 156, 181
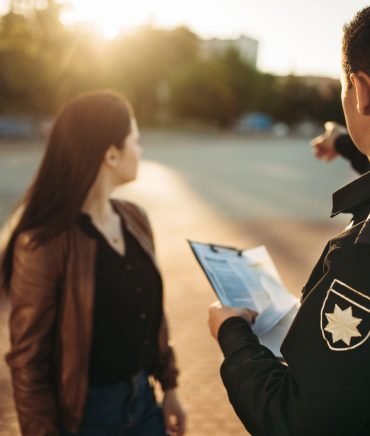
6, 234, 61, 436
218, 258, 370, 436
334, 134, 370, 174
218, 318, 298, 436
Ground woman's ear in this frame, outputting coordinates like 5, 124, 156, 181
104, 145, 119, 168
351, 72, 370, 116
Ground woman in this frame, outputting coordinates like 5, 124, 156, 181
0, 91, 186, 435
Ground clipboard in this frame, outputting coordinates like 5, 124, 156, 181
188, 241, 244, 300
188, 240, 300, 358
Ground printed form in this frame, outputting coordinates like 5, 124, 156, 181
189, 241, 300, 358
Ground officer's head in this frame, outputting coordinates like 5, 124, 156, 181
341, 6, 370, 156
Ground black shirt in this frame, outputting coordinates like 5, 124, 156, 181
218, 171, 370, 436
77, 212, 163, 387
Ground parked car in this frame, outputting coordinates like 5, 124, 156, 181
0, 117, 37, 139
233, 112, 273, 133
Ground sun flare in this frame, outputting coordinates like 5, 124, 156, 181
60, 0, 179, 39
2, 0, 363, 76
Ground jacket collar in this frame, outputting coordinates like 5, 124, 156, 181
331, 171, 370, 247
355, 213, 370, 246
75, 199, 156, 265
110, 198, 156, 265
331, 170, 370, 217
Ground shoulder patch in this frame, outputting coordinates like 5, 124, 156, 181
320, 279, 370, 351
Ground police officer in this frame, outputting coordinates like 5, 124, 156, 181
208, 7, 370, 436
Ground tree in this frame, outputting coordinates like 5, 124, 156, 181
0, 2, 343, 127
169, 58, 237, 127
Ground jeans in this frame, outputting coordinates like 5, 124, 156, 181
60, 372, 166, 436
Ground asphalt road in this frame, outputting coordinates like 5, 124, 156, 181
0, 130, 356, 224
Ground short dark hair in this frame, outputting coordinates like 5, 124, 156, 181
343, 7, 370, 87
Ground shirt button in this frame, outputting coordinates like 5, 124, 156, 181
140, 313, 147, 320
125, 264, 133, 271
136, 286, 142, 294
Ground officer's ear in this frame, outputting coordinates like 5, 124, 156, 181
350, 72, 370, 116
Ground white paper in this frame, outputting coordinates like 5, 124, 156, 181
258, 302, 300, 359
189, 242, 299, 350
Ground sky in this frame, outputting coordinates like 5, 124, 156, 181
1, 0, 370, 78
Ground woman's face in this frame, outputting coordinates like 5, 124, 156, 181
114, 118, 142, 184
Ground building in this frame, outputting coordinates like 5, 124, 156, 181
200, 35, 259, 67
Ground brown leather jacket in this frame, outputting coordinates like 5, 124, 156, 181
6, 199, 178, 436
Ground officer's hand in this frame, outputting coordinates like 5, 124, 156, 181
208, 301, 258, 340
310, 121, 347, 162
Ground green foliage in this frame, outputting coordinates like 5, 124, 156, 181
0, 1, 67, 113
0, 2, 343, 126
169, 58, 236, 127
169, 49, 278, 127
108, 26, 199, 121
272, 75, 343, 126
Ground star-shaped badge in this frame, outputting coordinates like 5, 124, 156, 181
324, 304, 362, 346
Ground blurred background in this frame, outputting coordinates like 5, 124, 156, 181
0, 0, 352, 132
0, 1, 368, 434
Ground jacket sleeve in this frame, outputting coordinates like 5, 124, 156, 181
155, 312, 179, 390
218, 264, 370, 436
134, 204, 179, 390
218, 318, 297, 436
334, 134, 370, 174
6, 233, 62, 436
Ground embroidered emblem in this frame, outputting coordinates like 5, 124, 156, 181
320, 280, 370, 351
324, 305, 362, 345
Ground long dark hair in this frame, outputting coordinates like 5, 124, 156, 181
1, 90, 133, 291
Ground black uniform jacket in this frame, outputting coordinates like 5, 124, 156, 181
218, 171, 370, 436
335, 134, 370, 174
